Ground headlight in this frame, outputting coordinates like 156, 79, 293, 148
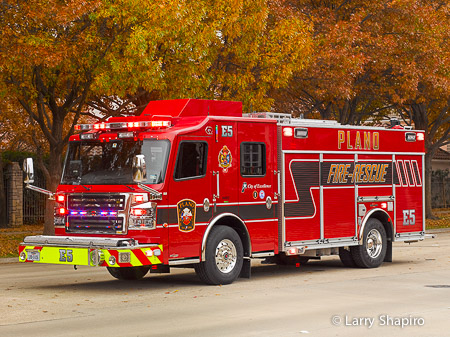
128, 202, 157, 230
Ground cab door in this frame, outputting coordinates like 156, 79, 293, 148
211, 122, 239, 215
168, 137, 212, 260
237, 121, 278, 252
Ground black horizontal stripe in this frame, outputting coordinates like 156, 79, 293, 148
157, 203, 276, 225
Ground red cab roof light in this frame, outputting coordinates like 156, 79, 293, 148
75, 120, 171, 132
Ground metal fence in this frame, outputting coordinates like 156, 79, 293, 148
23, 170, 46, 224
3, 172, 9, 224
431, 176, 449, 209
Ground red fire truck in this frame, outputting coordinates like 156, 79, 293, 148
19, 99, 426, 285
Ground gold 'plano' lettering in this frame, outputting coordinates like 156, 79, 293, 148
337, 130, 380, 151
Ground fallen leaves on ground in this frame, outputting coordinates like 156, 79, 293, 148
0, 224, 43, 258
426, 211, 450, 230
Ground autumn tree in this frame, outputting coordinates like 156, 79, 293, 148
0, 1, 193, 233
0, 100, 36, 228
272, 0, 387, 122
0, 0, 111, 233
373, 0, 450, 218
89, 0, 312, 115
0, 0, 312, 233
273, 0, 449, 217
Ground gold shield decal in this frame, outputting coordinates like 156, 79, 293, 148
218, 145, 232, 172
177, 199, 196, 232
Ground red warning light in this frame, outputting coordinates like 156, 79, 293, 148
131, 208, 147, 216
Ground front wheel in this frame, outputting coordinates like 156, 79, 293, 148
351, 218, 387, 268
195, 226, 243, 285
107, 266, 150, 280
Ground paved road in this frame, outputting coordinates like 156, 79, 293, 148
1, 230, 449, 337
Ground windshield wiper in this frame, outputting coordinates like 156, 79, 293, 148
124, 185, 135, 191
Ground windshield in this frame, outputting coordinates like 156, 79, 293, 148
61, 139, 170, 185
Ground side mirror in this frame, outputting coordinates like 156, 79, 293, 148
23, 158, 34, 184
132, 155, 147, 183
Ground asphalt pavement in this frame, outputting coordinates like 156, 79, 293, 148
0, 229, 449, 337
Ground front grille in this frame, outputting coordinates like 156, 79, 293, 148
68, 194, 126, 211
67, 216, 124, 234
66, 194, 127, 234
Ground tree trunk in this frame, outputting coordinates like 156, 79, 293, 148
40, 145, 64, 235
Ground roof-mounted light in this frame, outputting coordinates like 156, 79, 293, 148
75, 124, 93, 131
75, 120, 171, 132
80, 133, 98, 140
118, 132, 134, 139
94, 122, 107, 130
150, 121, 171, 127
126, 121, 171, 129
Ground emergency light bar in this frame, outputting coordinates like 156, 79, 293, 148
75, 120, 171, 131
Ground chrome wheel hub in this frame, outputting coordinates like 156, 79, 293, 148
215, 239, 237, 273
366, 229, 382, 258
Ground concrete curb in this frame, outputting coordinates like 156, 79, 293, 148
0, 257, 19, 264
427, 228, 450, 234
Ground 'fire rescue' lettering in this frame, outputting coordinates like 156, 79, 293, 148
326, 163, 389, 184
338, 130, 379, 150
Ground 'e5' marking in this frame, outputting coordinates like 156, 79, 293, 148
221, 125, 233, 137
59, 249, 73, 262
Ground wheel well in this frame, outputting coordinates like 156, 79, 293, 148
201, 214, 251, 261
363, 210, 394, 242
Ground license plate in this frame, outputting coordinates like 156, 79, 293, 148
27, 250, 40, 262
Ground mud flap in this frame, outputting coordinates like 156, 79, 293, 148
239, 257, 251, 279
384, 240, 392, 262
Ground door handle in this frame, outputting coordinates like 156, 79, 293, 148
212, 171, 220, 212
212, 171, 220, 198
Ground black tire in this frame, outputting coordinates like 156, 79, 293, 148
107, 266, 150, 280
339, 247, 357, 267
195, 226, 243, 285
351, 218, 387, 268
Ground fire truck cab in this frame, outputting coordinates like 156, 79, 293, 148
19, 99, 426, 285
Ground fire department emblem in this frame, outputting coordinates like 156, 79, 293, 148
218, 145, 232, 172
177, 199, 196, 232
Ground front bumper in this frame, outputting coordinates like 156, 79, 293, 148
19, 235, 163, 268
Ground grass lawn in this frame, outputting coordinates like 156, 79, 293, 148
0, 224, 43, 258
1, 209, 449, 258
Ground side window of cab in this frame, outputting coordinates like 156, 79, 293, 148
174, 141, 208, 180
240, 142, 266, 177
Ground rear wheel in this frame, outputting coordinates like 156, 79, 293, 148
352, 218, 387, 268
107, 266, 150, 280
195, 226, 243, 285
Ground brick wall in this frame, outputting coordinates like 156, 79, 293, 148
6, 162, 23, 227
